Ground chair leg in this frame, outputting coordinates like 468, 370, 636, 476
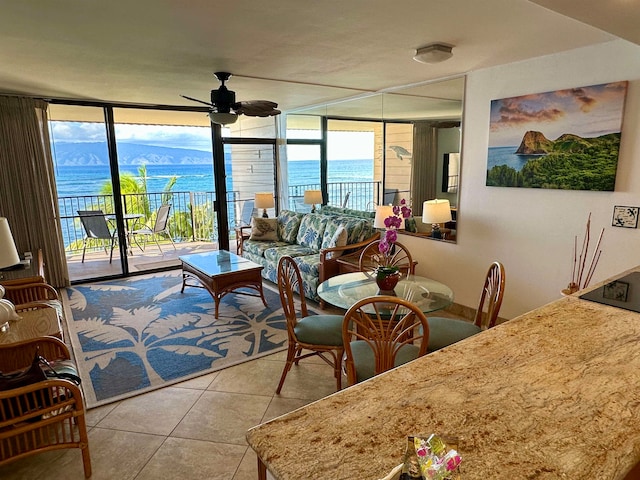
81, 239, 88, 263
276, 342, 298, 394
333, 348, 344, 391
153, 235, 164, 254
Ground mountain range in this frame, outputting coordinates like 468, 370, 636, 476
52, 142, 214, 166
515, 130, 618, 155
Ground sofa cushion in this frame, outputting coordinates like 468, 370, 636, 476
323, 226, 348, 259
320, 205, 376, 219
277, 210, 304, 243
243, 239, 289, 257
250, 217, 279, 241
263, 244, 317, 263
296, 213, 328, 251
321, 216, 375, 247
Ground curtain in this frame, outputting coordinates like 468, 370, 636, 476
411, 121, 438, 216
0, 96, 69, 287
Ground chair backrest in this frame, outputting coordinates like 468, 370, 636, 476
473, 261, 506, 329
153, 204, 172, 233
239, 199, 255, 227
342, 295, 429, 384
358, 239, 414, 274
77, 210, 112, 239
277, 256, 308, 333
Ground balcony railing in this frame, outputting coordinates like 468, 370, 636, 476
59, 181, 381, 255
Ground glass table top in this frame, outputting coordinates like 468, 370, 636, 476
179, 250, 259, 276
317, 272, 454, 313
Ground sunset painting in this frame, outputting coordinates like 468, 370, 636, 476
487, 81, 628, 191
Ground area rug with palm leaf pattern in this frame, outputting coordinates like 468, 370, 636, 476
61, 270, 288, 408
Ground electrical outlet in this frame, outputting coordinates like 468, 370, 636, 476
24, 251, 32, 260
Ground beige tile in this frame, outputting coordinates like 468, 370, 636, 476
262, 396, 312, 423
135, 437, 246, 480
97, 386, 202, 435
0, 427, 166, 480
273, 361, 340, 400
174, 370, 219, 390
172, 391, 271, 445
234, 448, 278, 480
208, 357, 283, 395
86, 401, 119, 426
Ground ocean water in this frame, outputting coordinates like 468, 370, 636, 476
55, 159, 374, 198
487, 146, 544, 171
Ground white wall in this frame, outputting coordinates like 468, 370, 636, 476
401, 39, 640, 319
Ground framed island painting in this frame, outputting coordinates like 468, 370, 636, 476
486, 81, 628, 191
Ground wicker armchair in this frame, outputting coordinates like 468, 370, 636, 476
0, 337, 91, 477
2, 282, 60, 306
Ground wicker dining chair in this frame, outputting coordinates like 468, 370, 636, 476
426, 261, 506, 351
342, 295, 430, 386
275, 256, 345, 394
358, 239, 415, 275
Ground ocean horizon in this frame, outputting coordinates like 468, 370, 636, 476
55, 159, 374, 198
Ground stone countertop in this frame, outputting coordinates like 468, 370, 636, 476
247, 267, 640, 479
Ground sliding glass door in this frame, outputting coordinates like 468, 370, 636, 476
49, 105, 126, 281
49, 104, 219, 282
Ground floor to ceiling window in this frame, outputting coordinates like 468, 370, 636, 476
49, 104, 221, 282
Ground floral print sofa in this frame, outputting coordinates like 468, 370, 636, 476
240, 206, 377, 301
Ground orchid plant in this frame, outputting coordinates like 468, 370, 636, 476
377, 199, 412, 271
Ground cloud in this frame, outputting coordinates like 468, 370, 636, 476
491, 98, 564, 131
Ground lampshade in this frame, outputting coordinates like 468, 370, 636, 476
422, 199, 452, 224
303, 190, 323, 205
254, 192, 275, 209
0, 217, 20, 269
413, 43, 453, 64
374, 205, 397, 229
209, 111, 238, 125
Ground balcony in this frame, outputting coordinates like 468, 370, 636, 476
62, 181, 380, 281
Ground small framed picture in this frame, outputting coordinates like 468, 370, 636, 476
612, 205, 639, 228
603, 280, 629, 302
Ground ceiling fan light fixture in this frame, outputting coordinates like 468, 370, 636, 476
209, 111, 238, 125
413, 43, 454, 64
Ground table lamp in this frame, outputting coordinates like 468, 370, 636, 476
255, 193, 275, 218
0, 217, 20, 271
374, 205, 396, 229
422, 199, 452, 239
303, 190, 322, 213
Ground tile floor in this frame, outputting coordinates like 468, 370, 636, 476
0, 349, 339, 479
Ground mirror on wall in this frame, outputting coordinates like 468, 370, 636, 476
289, 75, 464, 243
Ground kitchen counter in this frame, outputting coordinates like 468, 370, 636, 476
247, 266, 640, 479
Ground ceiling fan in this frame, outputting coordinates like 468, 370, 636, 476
181, 72, 281, 125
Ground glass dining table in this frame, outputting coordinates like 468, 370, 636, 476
317, 271, 454, 313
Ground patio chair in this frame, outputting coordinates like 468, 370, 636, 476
131, 204, 175, 254
77, 210, 116, 264
235, 200, 255, 254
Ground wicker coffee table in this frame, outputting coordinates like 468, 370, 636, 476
179, 250, 267, 319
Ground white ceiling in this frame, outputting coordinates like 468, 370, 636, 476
0, 0, 636, 117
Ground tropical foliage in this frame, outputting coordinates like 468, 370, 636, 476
487, 133, 620, 191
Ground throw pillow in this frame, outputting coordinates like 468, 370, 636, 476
250, 217, 279, 241
326, 226, 348, 259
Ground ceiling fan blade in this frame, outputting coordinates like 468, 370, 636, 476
181, 95, 214, 108
234, 100, 280, 117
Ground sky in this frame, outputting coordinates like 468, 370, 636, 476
488, 81, 628, 147
49, 122, 374, 160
